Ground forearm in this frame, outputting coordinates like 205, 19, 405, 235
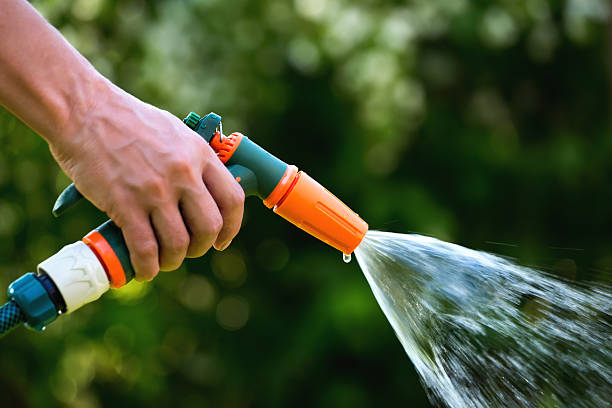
0, 0, 107, 144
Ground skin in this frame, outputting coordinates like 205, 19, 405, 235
0, 0, 244, 281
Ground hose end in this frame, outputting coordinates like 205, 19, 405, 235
8, 273, 58, 331
0, 300, 25, 337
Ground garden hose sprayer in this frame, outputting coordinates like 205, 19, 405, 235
0, 112, 368, 338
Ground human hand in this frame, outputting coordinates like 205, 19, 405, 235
49, 80, 244, 281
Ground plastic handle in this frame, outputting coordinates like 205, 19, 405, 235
51, 112, 270, 287
227, 164, 258, 198
52, 164, 258, 218
52, 184, 83, 217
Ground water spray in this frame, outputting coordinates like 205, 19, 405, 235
0, 112, 368, 337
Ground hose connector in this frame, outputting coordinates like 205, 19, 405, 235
37, 241, 110, 313
8, 273, 58, 331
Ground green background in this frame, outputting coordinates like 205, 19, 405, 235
0, 0, 610, 406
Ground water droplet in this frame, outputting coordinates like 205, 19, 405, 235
343, 253, 352, 263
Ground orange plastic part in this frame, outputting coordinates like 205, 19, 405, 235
83, 231, 127, 289
263, 165, 298, 208
209, 131, 243, 163
272, 171, 368, 254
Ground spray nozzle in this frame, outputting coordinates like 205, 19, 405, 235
53, 111, 368, 282
185, 112, 368, 254
1, 110, 368, 337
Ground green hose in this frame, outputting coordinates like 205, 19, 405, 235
0, 300, 25, 338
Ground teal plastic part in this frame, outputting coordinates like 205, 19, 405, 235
227, 136, 288, 199
192, 112, 221, 143
52, 183, 83, 217
183, 112, 201, 130
8, 273, 58, 331
227, 164, 258, 197
186, 111, 288, 198
96, 220, 135, 284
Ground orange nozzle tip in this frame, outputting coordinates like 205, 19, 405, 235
273, 171, 368, 254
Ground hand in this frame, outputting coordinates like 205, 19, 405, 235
49, 80, 244, 281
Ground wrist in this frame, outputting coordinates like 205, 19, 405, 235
47, 71, 112, 151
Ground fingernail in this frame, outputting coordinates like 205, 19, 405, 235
219, 240, 232, 251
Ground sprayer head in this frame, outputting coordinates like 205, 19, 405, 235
265, 169, 368, 254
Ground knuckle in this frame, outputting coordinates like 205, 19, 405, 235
170, 156, 192, 175
203, 213, 223, 236
135, 240, 158, 259
142, 178, 165, 197
167, 231, 190, 253
170, 156, 200, 186
228, 185, 245, 208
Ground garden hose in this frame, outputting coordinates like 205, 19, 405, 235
0, 112, 368, 338
0, 300, 25, 338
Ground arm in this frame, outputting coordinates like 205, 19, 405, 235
0, 0, 244, 280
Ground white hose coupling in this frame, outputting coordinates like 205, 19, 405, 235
37, 241, 110, 313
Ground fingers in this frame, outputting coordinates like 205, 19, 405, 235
151, 206, 190, 271
202, 160, 245, 250
180, 185, 223, 258
116, 164, 243, 281
115, 137, 244, 281
119, 210, 159, 282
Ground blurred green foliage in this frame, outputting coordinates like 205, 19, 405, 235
0, 0, 610, 406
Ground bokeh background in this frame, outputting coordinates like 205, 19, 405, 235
0, 0, 611, 406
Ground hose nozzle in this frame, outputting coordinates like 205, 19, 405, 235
264, 167, 368, 254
